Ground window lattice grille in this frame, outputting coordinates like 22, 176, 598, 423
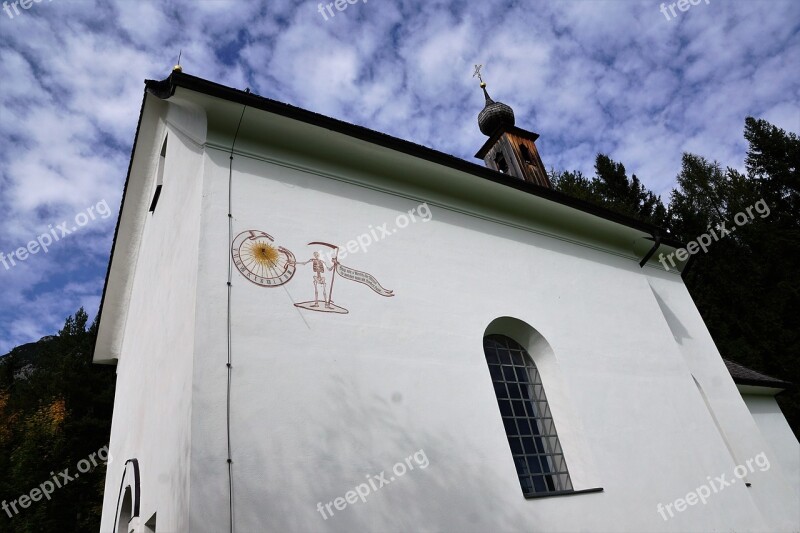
483, 334, 573, 495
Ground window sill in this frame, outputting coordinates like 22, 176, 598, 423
524, 487, 604, 500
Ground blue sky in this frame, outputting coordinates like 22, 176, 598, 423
0, 0, 798, 354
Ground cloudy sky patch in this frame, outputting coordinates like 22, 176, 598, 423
0, 0, 797, 353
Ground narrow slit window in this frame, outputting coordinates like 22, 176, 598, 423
149, 136, 167, 213
483, 334, 573, 496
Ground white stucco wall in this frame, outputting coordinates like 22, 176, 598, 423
100, 92, 799, 533
742, 393, 800, 512
645, 277, 798, 532
186, 139, 797, 532
99, 99, 206, 532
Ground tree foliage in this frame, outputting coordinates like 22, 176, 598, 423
0, 309, 116, 532
550, 154, 668, 227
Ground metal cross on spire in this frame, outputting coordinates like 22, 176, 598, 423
473, 64, 485, 86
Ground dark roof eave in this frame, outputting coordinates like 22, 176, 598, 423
733, 377, 793, 390
724, 359, 793, 390
144, 72, 684, 250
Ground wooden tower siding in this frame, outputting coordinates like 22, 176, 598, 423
481, 130, 551, 188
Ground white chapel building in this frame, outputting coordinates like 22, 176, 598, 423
93, 68, 799, 532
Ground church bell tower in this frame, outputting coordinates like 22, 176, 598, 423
473, 66, 551, 188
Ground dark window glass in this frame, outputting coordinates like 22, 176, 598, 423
483, 334, 573, 496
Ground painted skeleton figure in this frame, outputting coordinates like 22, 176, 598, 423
295, 251, 335, 308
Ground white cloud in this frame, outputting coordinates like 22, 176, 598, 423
0, 0, 797, 352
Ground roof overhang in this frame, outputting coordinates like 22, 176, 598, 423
147, 72, 684, 247
735, 383, 789, 396
725, 359, 792, 395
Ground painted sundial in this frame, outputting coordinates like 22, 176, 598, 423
231, 230, 296, 287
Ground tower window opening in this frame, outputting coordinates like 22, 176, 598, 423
520, 144, 534, 165
494, 151, 509, 174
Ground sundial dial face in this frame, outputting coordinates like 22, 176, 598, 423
231, 230, 296, 287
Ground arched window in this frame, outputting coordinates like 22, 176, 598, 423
483, 334, 573, 496
113, 459, 140, 533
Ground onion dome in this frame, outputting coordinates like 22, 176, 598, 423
477, 83, 515, 136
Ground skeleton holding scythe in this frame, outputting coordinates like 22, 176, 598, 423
290, 242, 340, 309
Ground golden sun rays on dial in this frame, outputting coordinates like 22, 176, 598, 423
248, 240, 280, 267
231, 230, 297, 288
